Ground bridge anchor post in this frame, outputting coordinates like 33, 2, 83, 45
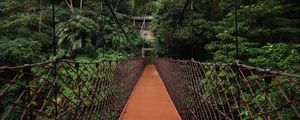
263, 69, 272, 119
232, 60, 241, 115
23, 64, 33, 120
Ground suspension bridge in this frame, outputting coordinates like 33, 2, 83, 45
0, 57, 299, 120
1, 0, 300, 120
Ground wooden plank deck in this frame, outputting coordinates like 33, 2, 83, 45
119, 65, 181, 120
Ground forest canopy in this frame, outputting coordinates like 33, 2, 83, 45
150, 0, 300, 72
0, 0, 146, 66
0, 0, 299, 72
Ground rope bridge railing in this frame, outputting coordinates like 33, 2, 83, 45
154, 57, 300, 120
0, 58, 146, 120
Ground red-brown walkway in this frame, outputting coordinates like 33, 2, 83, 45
120, 65, 181, 120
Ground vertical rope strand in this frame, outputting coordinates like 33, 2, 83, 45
235, 0, 239, 59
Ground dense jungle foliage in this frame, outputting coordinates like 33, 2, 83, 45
151, 0, 300, 72
0, 0, 146, 66
2, 0, 298, 71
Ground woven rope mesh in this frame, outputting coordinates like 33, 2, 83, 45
154, 58, 300, 120
0, 58, 146, 120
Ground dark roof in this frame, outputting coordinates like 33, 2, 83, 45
132, 16, 153, 20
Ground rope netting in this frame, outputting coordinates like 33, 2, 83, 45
154, 57, 300, 120
0, 58, 146, 120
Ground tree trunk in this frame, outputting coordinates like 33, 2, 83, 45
114, 0, 121, 13
65, 0, 74, 13
80, 0, 83, 15
39, 0, 43, 33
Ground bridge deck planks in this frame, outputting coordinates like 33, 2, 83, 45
119, 65, 181, 120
